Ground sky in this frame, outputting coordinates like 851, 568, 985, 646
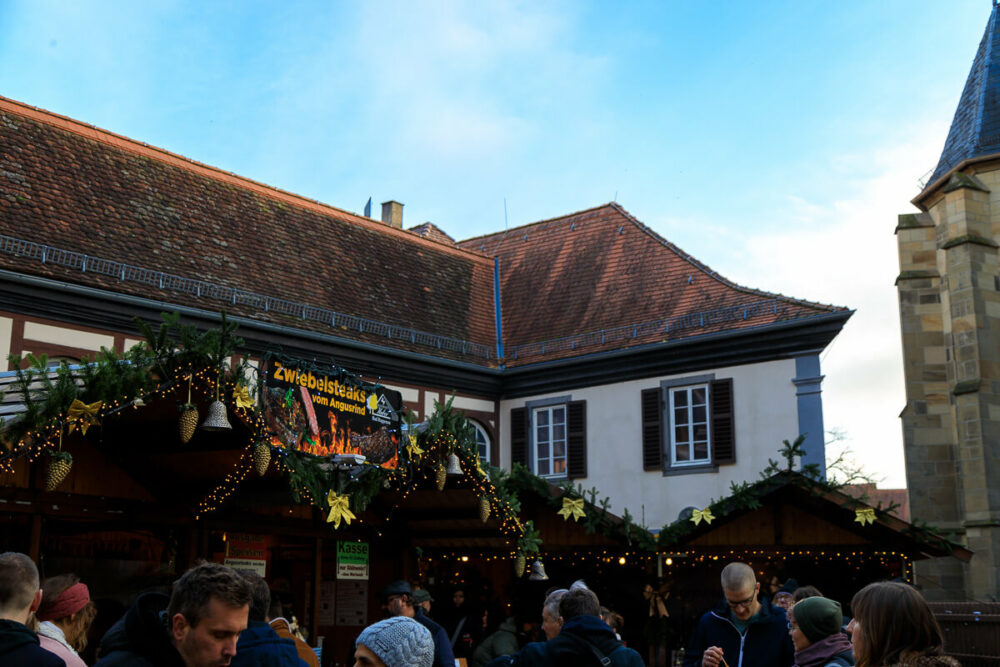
0, 1, 992, 488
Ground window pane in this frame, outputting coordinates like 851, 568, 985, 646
694, 424, 708, 441
694, 442, 708, 460
537, 426, 547, 443
675, 445, 689, 462
552, 459, 566, 474
554, 441, 565, 457
693, 405, 706, 423
673, 391, 688, 407
537, 410, 549, 426
538, 460, 550, 476
553, 424, 565, 440
553, 407, 565, 424
674, 407, 688, 425
692, 387, 706, 405
674, 425, 687, 443
538, 442, 549, 459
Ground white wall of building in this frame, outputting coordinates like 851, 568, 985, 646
499, 358, 801, 529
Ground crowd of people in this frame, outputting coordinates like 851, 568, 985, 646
0, 552, 962, 667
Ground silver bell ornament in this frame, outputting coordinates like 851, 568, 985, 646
201, 399, 232, 431
529, 558, 549, 581
446, 452, 463, 476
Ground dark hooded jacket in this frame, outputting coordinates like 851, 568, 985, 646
230, 620, 307, 667
471, 616, 520, 667
490, 615, 643, 667
0, 619, 67, 667
682, 598, 794, 667
95, 592, 185, 667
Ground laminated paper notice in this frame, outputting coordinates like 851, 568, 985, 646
335, 580, 368, 626
318, 581, 337, 626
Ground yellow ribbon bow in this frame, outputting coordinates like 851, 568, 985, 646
67, 399, 104, 435
326, 491, 356, 529
855, 508, 876, 526
557, 497, 586, 522
406, 434, 425, 458
691, 507, 715, 525
233, 385, 254, 410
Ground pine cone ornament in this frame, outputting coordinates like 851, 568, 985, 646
44, 456, 73, 491
479, 496, 491, 523
435, 463, 447, 490
514, 553, 526, 577
252, 443, 271, 476
179, 404, 198, 443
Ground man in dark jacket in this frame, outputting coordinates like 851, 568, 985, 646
0, 551, 65, 667
683, 562, 794, 667
231, 572, 306, 667
492, 587, 643, 667
379, 581, 454, 667
97, 562, 252, 667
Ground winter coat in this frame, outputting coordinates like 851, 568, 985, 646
0, 619, 67, 667
95, 592, 186, 667
270, 617, 319, 667
471, 617, 520, 667
414, 607, 456, 667
38, 621, 86, 667
682, 598, 794, 667
490, 615, 644, 667
231, 620, 307, 667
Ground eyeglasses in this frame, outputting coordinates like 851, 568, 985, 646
787, 622, 799, 631
726, 593, 756, 609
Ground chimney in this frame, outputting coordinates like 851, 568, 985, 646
381, 200, 403, 228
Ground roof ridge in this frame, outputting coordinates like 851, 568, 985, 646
458, 201, 617, 247
0, 95, 491, 265
611, 202, 847, 313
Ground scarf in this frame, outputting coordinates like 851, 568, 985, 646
794, 633, 853, 667
38, 620, 81, 656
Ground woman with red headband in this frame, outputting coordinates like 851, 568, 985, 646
36, 574, 96, 667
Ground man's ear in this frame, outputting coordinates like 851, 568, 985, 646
30, 589, 42, 613
172, 613, 190, 642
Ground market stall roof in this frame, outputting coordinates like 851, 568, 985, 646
658, 470, 971, 562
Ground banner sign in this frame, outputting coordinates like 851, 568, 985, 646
337, 541, 370, 580
224, 533, 268, 577
262, 360, 403, 468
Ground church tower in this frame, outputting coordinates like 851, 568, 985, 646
899, 1, 1000, 600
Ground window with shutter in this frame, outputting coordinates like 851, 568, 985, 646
656, 375, 736, 475
512, 396, 585, 478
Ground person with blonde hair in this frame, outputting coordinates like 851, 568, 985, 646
36, 573, 97, 667
848, 582, 958, 667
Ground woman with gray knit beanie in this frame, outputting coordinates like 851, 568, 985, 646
355, 616, 435, 667
787, 597, 854, 667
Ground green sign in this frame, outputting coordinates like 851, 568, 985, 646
337, 541, 369, 579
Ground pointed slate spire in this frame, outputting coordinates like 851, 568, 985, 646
929, 3, 1000, 186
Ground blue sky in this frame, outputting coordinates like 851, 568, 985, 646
0, 1, 992, 487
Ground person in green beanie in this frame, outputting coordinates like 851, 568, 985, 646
787, 597, 854, 667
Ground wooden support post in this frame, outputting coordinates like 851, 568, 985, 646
312, 537, 322, 647
29, 514, 42, 562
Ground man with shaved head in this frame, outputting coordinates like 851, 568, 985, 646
0, 552, 65, 666
682, 562, 793, 667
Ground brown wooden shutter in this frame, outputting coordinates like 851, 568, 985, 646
566, 400, 587, 479
510, 407, 528, 467
641, 388, 663, 471
710, 378, 735, 464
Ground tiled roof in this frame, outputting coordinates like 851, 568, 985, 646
927, 4, 1000, 187
408, 222, 456, 245
0, 96, 498, 363
457, 203, 849, 365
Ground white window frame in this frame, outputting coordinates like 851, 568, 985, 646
532, 404, 567, 478
472, 420, 491, 464
668, 384, 711, 467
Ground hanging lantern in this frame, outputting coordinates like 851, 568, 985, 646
201, 400, 232, 431
529, 558, 549, 581
446, 453, 463, 476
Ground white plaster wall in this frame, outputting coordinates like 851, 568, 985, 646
0, 317, 11, 371
499, 358, 800, 529
23, 321, 114, 351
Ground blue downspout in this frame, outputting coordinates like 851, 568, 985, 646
494, 257, 505, 367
